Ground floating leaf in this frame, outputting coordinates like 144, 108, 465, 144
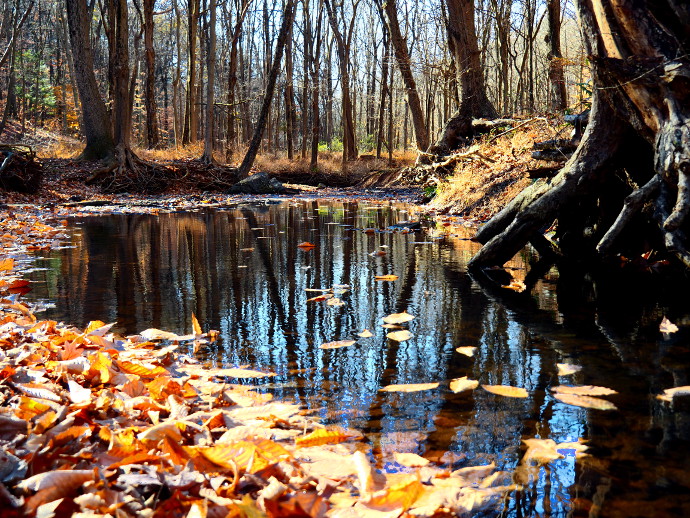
307, 293, 333, 302
656, 385, 690, 402
326, 297, 345, 306
210, 367, 276, 378
456, 346, 476, 357
297, 242, 316, 249
386, 330, 413, 342
393, 452, 429, 467
660, 317, 679, 333
380, 382, 439, 393
362, 475, 425, 513
295, 428, 360, 448
0, 257, 15, 272
482, 385, 529, 398
320, 340, 356, 350
502, 280, 526, 293
556, 363, 581, 376
375, 275, 398, 281
450, 377, 479, 393
382, 311, 415, 325
553, 392, 617, 410
357, 329, 374, 338
551, 385, 617, 396
140, 328, 183, 341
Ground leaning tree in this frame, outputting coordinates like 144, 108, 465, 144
469, 0, 690, 270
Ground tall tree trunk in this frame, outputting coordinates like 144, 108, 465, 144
65, 0, 114, 159
111, 0, 130, 147
225, 0, 250, 161
469, 0, 690, 272
379, 0, 429, 151
183, 0, 200, 144
284, 20, 296, 160
143, 0, 160, 148
324, 0, 357, 162
202, 0, 217, 162
376, 25, 390, 159
308, 0, 323, 169
237, 0, 296, 178
546, 0, 567, 112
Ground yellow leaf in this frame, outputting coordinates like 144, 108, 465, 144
553, 392, 617, 410
363, 475, 424, 512
192, 313, 202, 335
386, 330, 413, 341
357, 329, 374, 338
660, 316, 679, 333
295, 428, 360, 448
393, 452, 429, 467
456, 346, 476, 357
551, 385, 617, 396
319, 340, 356, 350
198, 438, 290, 473
382, 311, 415, 324
84, 320, 107, 334
380, 382, 439, 393
657, 385, 690, 402
118, 360, 169, 379
450, 377, 479, 393
502, 280, 526, 292
482, 385, 529, 398
374, 274, 398, 281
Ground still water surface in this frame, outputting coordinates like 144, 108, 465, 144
25, 200, 690, 517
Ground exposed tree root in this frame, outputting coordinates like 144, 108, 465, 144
85, 145, 173, 194
0, 144, 43, 193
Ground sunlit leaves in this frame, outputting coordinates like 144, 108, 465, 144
450, 377, 479, 393
295, 428, 361, 448
502, 279, 526, 292
382, 311, 415, 325
386, 330, 414, 342
0, 257, 15, 271
552, 393, 617, 410
319, 340, 356, 350
380, 382, 439, 393
482, 385, 529, 398
456, 346, 476, 357
551, 385, 617, 396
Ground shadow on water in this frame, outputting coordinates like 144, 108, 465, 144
25, 200, 690, 517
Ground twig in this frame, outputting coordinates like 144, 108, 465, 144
487, 117, 549, 144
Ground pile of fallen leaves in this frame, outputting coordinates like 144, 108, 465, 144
0, 212, 519, 517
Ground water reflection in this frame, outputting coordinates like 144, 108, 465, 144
26, 200, 690, 516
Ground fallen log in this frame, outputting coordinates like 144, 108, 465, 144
0, 144, 43, 194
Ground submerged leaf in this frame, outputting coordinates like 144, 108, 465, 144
386, 330, 413, 342
482, 385, 529, 398
382, 311, 415, 325
553, 392, 617, 410
380, 382, 439, 393
450, 377, 479, 393
320, 340, 356, 350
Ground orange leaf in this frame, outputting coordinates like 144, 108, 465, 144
8, 279, 29, 289
198, 438, 290, 473
54, 425, 92, 446
0, 257, 14, 272
191, 312, 202, 335
297, 241, 316, 249
306, 293, 334, 302
364, 475, 425, 512
482, 384, 529, 398
295, 428, 359, 448
374, 274, 398, 281
118, 360, 169, 379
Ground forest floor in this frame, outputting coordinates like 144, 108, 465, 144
1, 116, 565, 218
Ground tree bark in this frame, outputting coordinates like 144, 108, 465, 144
236, 0, 296, 179
143, 0, 160, 148
380, 0, 429, 152
546, 0, 567, 112
202, 0, 217, 162
183, 0, 200, 144
469, 0, 690, 271
64, 0, 114, 160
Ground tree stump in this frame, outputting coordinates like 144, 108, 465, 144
0, 145, 43, 194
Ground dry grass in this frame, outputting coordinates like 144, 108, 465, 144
430, 117, 567, 220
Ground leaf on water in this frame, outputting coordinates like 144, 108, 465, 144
393, 452, 429, 467
0, 257, 15, 272
67, 380, 91, 405
320, 340, 356, 350
306, 293, 334, 302
295, 428, 361, 448
450, 377, 479, 393
191, 313, 202, 335
357, 329, 374, 338
553, 392, 617, 410
656, 385, 690, 402
211, 367, 276, 378
379, 382, 439, 393
502, 280, 526, 293
326, 297, 345, 306
240, 247, 254, 252
482, 385, 529, 398
386, 330, 414, 342
456, 346, 476, 357
521, 438, 565, 465
551, 385, 617, 396
374, 275, 398, 281
297, 241, 316, 249
381, 324, 402, 329
556, 363, 581, 376
361, 475, 425, 513
660, 316, 679, 333
382, 311, 415, 325
140, 328, 183, 341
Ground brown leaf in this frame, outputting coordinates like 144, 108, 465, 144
382, 311, 415, 325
